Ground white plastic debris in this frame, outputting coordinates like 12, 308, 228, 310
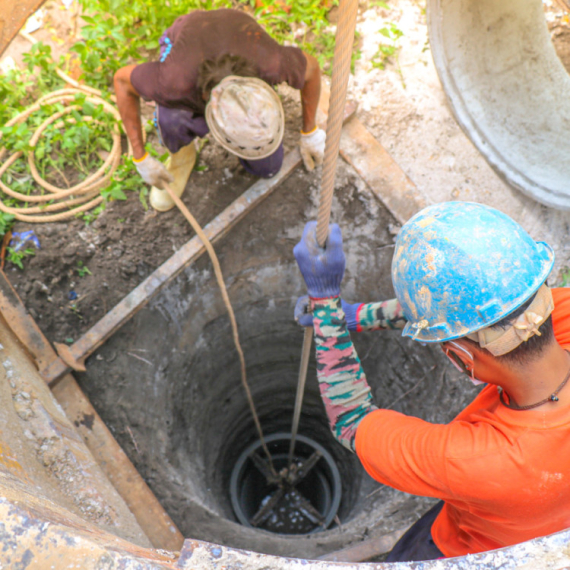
0, 57, 16, 74
23, 9, 44, 34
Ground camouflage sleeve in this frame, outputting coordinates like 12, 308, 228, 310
312, 296, 377, 452
354, 298, 407, 332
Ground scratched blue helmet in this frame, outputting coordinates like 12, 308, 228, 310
391, 202, 554, 343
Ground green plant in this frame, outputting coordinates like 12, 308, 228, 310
371, 20, 405, 86
250, 0, 342, 72
23, 42, 63, 91
0, 88, 134, 229
69, 303, 83, 319
81, 204, 105, 224
0, 213, 15, 237
71, 0, 347, 84
76, 260, 92, 277
6, 247, 35, 270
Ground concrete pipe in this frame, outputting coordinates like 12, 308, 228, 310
428, 0, 570, 209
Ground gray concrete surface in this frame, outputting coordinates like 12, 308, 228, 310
350, 0, 570, 284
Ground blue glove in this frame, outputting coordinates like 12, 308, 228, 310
294, 295, 360, 331
293, 221, 346, 299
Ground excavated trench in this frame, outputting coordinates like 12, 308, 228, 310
75, 164, 479, 558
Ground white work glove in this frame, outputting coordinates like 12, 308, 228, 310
299, 127, 326, 172
133, 153, 173, 189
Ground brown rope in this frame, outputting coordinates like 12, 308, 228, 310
316, 0, 359, 247
163, 184, 277, 476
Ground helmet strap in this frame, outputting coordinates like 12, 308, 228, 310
467, 285, 554, 356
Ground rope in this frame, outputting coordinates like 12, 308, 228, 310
287, 327, 313, 466
0, 32, 127, 223
289, 0, 359, 466
163, 183, 277, 477
316, 0, 359, 247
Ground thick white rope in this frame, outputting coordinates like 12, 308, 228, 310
289, 0, 360, 466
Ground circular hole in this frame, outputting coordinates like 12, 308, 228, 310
230, 432, 342, 535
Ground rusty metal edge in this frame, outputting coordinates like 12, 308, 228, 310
0, 270, 184, 551
0, 0, 46, 57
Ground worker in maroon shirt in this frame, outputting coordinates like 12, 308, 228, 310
114, 9, 325, 212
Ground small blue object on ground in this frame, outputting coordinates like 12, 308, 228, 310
9, 230, 40, 251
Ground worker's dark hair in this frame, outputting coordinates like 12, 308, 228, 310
197, 54, 258, 100
466, 288, 555, 366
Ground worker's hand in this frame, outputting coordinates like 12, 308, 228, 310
299, 127, 326, 171
295, 295, 359, 330
293, 221, 345, 299
134, 153, 173, 189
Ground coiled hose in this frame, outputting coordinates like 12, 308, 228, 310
0, 32, 127, 223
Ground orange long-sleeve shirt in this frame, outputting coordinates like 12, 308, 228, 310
355, 287, 570, 558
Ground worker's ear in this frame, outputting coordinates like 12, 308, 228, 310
455, 337, 495, 366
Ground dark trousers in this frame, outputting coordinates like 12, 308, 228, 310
154, 30, 284, 179
386, 501, 445, 562
155, 104, 284, 180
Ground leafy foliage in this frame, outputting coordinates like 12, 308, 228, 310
1, 92, 116, 198
71, 0, 343, 82
0, 59, 140, 232
0, 213, 15, 236
76, 260, 92, 277
371, 21, 404, 70
6, 247, 35, 270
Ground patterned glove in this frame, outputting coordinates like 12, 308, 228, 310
299, 127, 326, 171
294, 295, 360, 331
293, 221, 345, 299
133, 152, 173, 188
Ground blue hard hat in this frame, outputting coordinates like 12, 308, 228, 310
391, 202, 554, 343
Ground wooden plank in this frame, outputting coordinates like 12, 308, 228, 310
318, 527, 406, 562
340, 118, 427, 225
51, 373, 184, 551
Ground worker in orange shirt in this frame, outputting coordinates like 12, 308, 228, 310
293, 201, 570, 561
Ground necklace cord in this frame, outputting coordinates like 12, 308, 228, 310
499, 350, 570, 411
